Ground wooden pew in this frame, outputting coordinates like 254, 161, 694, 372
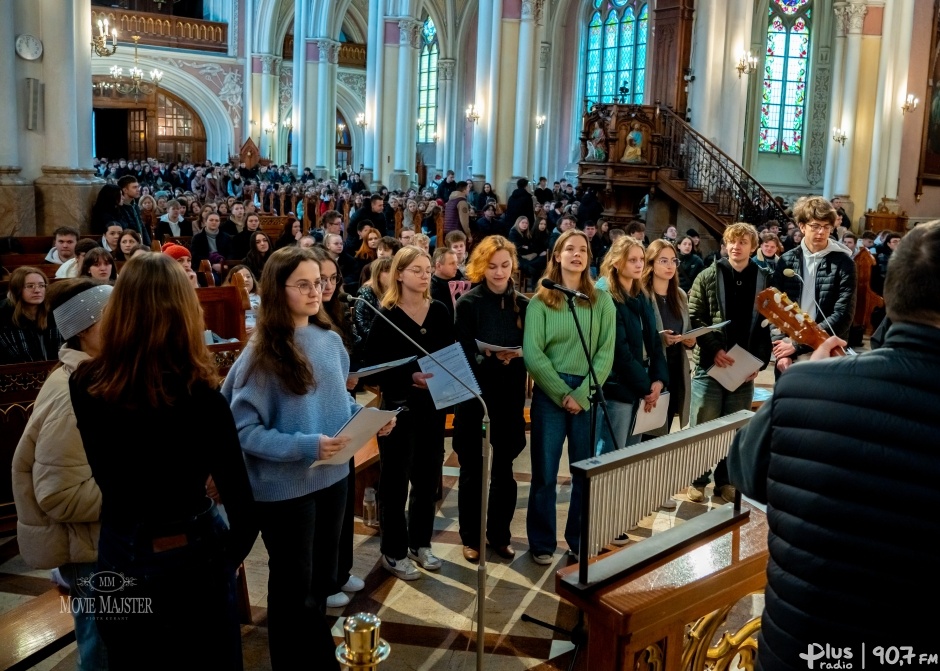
0, 587, 75, 671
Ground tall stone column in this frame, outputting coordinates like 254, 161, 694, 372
363, 0, 384, 188
389, 19, 420, 191
832, 2, 867, 201
485, 0, 504, 185
883, 0, 915, 203
534, 42, 550, 180
259, 55, 281, 161
289, 0, 306, 170
313, 39, 341, 179
34, 0, 102, 234
438, 59, 456, 176
823, 3, 848, 198
510, 0, 538, 183
471, 0, 492, 183
0, 2, 33, 235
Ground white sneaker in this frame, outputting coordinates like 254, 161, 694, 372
531, 552, 553, 566
342, 575, 365, 592
567, 549, 580, 562
612, 533, 630, 547
326, 591, 351, 608
407, 547, 442, 571
382, 554, 421, 581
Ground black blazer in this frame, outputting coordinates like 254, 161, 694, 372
157, 218, 194, 243
190, 230, 234, 267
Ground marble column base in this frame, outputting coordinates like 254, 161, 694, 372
34, 167, 104, 235
387, 170, 411, 192
313, 167, 330, 180
0, 167, 36, 236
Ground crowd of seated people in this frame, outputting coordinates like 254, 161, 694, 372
4, 160, 914, 670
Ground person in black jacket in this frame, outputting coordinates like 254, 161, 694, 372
190, 212, 234, 271
727, 220, 940, 671
90, 184, 124, 235
503, 179, 536, 232
594, 236, 668, 455
116, 175, 152, 246
771, 196, 856, 374
452, 236, 529, 563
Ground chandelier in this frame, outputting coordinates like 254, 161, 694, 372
108, 36, 163, 103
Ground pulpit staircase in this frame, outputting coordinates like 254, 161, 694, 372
656, 108, 790, 236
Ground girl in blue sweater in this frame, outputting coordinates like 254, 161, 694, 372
222, 246, 393, 669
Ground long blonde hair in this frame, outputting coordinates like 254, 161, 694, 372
600, 236, 646, 304
534, 229, 597, 309
641, 239, 682, 317
381, 245, 432, 309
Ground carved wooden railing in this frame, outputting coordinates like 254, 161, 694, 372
338, 43, 367, 68
660, 108, 791, 230
91, 8, 228, 53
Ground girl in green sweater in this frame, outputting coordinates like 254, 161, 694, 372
523, 229, 615, 565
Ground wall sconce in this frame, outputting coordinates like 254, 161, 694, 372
92, 18, 119, 57
535, 115, 546, 130
902, 94, 920, 115
355, 113, 367, 128
832, 127, 847, 146
416, 118, 425, 131
250, 119, 258, 126
736, 51, 758, 78
264, 121, 276, 135
282, 119, 293, 130
466, 104, 480, 124
431, 132, 439, 141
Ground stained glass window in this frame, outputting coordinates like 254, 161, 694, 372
759, 1, 812, 154
583, 2, 647, 106
417, 17, 438, 144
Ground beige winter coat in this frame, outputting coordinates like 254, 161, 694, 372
12, 347, 101, 569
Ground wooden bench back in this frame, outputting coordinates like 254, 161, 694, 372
2, 236, 98, 255
196, 281, 249, 343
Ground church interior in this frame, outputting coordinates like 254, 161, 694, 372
0, 0, 936, 668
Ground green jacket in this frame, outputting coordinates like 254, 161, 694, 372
688, 259, 772, 371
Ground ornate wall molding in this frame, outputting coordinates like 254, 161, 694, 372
845, 2, 868, 34
279, 66, 293, 118
540, 42, 551, 69
260, 54, 280, 75
337, 71, 366, 102
805, 62, 831, 186
832, 3, 849, 37
152, 57, 244, 131
439, 58, 456, 81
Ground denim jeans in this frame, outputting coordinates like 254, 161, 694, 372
595, 399, 640, 456
689, 367, 755, 488
59, 562, 108, 671
526, 375, 593, 556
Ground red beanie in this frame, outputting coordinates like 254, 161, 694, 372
162, 243, 191, 261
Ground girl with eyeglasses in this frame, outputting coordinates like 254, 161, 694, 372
222, 246, 394, 668
0, 267, 61, 364
363, 246, 455, 581
641, 240, 695, 442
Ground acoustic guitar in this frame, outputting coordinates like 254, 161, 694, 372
755, 287, 847, 356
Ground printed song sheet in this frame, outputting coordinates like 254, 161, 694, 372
418, 343, 482, 410
706, 344, 763, 392
311, 407, 401, 467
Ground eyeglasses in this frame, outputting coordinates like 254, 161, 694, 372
803, 222, 834, 233
322, 274, 340, 286
656, 258, 680, 266
24, 283, 47, 290
402, 267, 432, 277
285, 281, 323, 295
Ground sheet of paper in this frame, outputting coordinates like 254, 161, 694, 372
475, 339, 522, 354
678, 320, 731, 340
706, 344, 763, 392
351, 355, 417, 378
632, 391, 670, 436
311, 407, 401, 468
418, 342, 482, 410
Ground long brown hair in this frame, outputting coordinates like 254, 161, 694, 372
310, 249, 352, 350
641, 239, 682, 317
7, 267, 50, 329
249, 247, 330, 395
73, 253, 218, 407
534, 229, 597, 309
600, 236, 646, 304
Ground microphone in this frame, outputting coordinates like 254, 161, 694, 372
540, 278, 588, 301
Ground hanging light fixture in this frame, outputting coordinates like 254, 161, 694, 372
109, 36, 163, 103
92, 17, 118, 57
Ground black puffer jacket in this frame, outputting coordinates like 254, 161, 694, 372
771, 243, 856, 354
727, 322, 940, 670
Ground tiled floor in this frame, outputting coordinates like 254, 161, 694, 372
2, 364, 782, 670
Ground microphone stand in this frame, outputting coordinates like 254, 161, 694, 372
349, 296, 492, 671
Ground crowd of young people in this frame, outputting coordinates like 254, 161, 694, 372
6, 166, 886, 670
